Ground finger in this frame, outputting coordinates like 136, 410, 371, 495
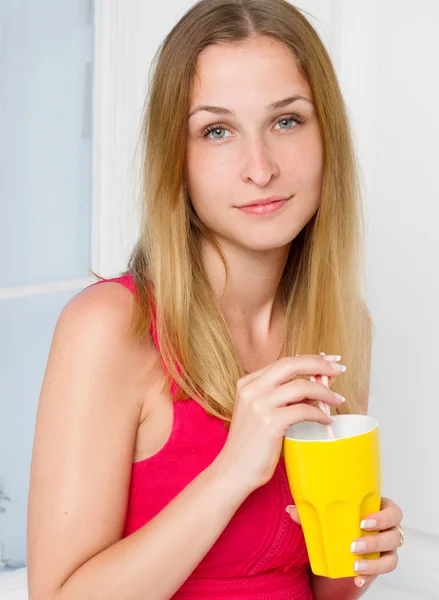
319, 354, 330, 389
243, 355, 346, 396
277, 402, 335, 428
237, 363, 275, 389
311, 374, 334, 387
354, 576, 372, 588
239, 354, 342, 390
291, 396, 334, 408
360, 497, 404, 531
267, 378, 345, 409
380, 496, 403, 516
286, 505, 301, 525
353, 550, 398, 576
351, 528, 401, 554
319, 353, 335, 387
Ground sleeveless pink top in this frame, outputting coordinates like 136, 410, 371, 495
90, 274, 313, 600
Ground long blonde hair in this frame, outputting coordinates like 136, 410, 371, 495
122, 0, 373, 421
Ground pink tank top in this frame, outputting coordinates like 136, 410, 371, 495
89, 274, 313, 600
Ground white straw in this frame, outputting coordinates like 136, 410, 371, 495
313, 352, 335, 439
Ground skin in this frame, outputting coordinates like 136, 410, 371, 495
186, 35, 404, 596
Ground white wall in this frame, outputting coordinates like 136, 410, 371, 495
359, 2, 439, 597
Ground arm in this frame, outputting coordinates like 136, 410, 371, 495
310, 311, 377, 599
27, 283, 250, 600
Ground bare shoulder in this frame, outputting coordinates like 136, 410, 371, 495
27, 281, 156, 597
63, 281, 158, 384
69, 280, 149, 340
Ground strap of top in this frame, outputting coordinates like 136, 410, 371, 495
88, 273, 137, 296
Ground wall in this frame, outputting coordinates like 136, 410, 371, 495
0, 0, 94, 564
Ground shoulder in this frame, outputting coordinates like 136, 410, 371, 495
62, 279, 153, 351
51, 280, 158, 411
67, 280, 138, 329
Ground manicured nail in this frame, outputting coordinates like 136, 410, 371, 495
322, 354, 341, 361
333, 392, 345, 403
360, 519, 377, 529
357, 578, 367, 587
354, 561, 368, 573
330, 362, 346, 371
351, 541, 367, 553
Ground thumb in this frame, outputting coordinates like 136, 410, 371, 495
286, 505, 301, 525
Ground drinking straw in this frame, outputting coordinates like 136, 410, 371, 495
296, 352, 336, 439
312, 352, 335, 439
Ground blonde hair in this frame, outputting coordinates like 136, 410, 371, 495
123, 0, 373, 421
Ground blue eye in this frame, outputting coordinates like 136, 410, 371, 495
274, 116, 303, 130
202, 113, 305, 141
203, 126, 232, 140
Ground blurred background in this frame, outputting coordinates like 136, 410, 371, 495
0, 1, 438, 598
0, 0, 95, 590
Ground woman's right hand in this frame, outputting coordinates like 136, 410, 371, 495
217, 354, 346, 494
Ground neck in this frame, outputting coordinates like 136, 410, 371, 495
201, 237, 290, 341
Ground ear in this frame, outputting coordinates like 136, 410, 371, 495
286, 505, 301, 525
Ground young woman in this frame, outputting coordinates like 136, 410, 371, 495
27, 1, 404, 599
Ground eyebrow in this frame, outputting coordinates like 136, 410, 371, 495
187, 94, 313, 118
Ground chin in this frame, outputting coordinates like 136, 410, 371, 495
232, 224, 306, 251
233, 235, 297, 253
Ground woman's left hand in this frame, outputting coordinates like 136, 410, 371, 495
287, 497, 404, 588
349, 496, 404, 587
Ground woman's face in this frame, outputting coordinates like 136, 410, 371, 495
185, 35, 324, 252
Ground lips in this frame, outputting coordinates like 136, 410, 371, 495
239, 195, 291, 208
237, 197, 289, 216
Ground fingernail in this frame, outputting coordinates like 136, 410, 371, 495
322, 355, 341, 362
286, 505, 296, 514
333, 392, 346, 403
351, 541, 367, 553
330, 362, 346, 371
354, 561, 368, 573
357, 578, 367, 587
360, 519, 377, 529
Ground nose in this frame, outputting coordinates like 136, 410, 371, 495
239, 138, 280, 187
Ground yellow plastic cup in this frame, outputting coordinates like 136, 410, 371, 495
283, 414, 381, 578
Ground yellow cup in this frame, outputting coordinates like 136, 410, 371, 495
283, 414, 381, 578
